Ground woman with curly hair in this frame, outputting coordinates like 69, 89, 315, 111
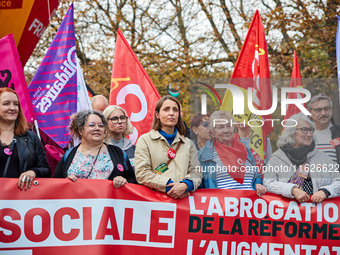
53, 110, 136, 188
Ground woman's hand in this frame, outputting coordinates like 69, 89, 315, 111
113, 176, 127, 188
292, 187, 310, 203
255, 184, 266, 197
166, 182, 188, 199
67, 175, 77, 182
311, 190, 327, 203
18, 170, 36, 190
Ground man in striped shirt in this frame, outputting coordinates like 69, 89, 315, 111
308, 94, 340, 165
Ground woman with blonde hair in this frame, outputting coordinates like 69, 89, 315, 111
103, 105, 135, 166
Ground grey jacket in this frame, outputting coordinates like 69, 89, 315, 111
264, 148, 340, 199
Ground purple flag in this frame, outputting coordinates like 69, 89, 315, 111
28, 4, 77, 148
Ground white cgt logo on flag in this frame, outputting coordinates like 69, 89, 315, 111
116, 84, 147, 144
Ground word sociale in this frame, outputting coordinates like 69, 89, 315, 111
0, 199, 176, 248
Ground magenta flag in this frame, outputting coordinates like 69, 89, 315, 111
0, 33, 36, 122
28, 4, 77, 148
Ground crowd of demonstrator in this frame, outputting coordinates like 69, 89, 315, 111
1, 87, 339, 203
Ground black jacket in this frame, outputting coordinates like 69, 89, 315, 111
53, 144, 137, 183
330, 118, 340, 166
14, 130, 51, 177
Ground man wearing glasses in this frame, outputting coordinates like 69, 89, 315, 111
308, 94, 340, 164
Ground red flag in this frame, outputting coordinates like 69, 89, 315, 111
110, 29, 160, 144
0, 0, 60, 66
221, 10, 272, 160
283, 50, 305, 122
0, 33, 36, 122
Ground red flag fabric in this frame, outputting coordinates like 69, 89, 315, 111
213, 139, 248, 184
110, 29, 160, 144
0, 33, 36, 122
283, 50, 305, 122
221, 10, 273, 160
230, 9, 272, 129
0, 0, 60, 67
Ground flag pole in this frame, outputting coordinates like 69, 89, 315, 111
34, 119, 41, 141
336, 16, 340, 110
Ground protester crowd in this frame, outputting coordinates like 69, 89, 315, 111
1, 87, 339, 202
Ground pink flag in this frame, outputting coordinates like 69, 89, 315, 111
0, 33, 35, 122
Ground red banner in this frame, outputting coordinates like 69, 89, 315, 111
1, 179, 340, 254
109, 29, 160, 144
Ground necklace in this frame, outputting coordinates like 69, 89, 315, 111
85, 145, 103, 179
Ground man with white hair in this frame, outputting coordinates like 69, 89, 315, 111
308, 94, 340, 164
91, 95, 109, 112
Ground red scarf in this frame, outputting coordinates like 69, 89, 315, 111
213, 138, 247, 184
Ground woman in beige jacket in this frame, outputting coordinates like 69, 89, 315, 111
134, 95, 202, 199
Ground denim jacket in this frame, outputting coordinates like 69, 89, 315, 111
198, 139, 262, 189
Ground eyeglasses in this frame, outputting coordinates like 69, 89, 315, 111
201, 122, 209, 127
109, 116, 128, 124
86, 123, 105, 129
296, 127, 315, 134
311, 106, 331, 113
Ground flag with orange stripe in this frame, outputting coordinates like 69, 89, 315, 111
0, 0, 60, 66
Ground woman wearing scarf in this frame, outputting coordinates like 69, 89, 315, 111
134, 96, 202, 199
198, 111, 266, 196
264, 113, 340, 203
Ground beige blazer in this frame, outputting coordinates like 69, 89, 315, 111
134, 129, 202, 192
